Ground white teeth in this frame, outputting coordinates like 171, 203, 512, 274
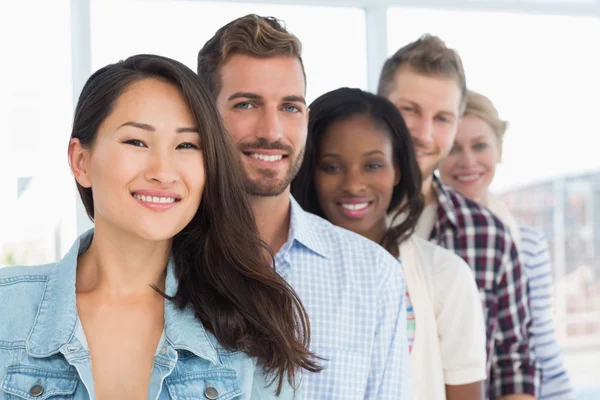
250, 153, 283, 162
456, 174, 481, 182
341, 202, 369, 211
133, 194, 176, 203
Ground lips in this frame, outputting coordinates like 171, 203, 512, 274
454, 173, 483, 183
243, 150, 289, 168
250, 153, 283, 162
131, 189, 182, 211
337, 199, 373, 219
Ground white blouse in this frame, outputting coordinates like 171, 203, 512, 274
400, 235, 487, 400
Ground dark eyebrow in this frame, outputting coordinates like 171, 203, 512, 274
118, 121, 198, 133
119, 121, 155, 131
321, 153, 340, 159
176, 127, 199, 133
396, 98, 419, 107
227, 92, 306, 105
439, 110, 457, 119
283, 95, 306, 105
364, 150, 385, 156
227, 92, 261, 101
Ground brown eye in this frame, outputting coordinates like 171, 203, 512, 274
123, 139, 146, 147
177, 142, 200, 150
320, 164, 341, 173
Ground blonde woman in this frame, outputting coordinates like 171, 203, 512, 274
439, 89, 575, 400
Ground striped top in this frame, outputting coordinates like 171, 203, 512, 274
406, 290, 416, 353
519, 226, 575, 400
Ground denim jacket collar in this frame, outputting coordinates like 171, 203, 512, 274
27, 229, 218, 364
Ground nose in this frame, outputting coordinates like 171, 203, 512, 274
457, 149, 477, 168
145, 148, 179, 184
410, 116, 434, 145
257, 106, 284, 142
341, 166, 367, 195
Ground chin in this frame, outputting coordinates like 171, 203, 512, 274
132, 222, 186, 243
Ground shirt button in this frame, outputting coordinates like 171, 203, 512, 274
160, 346, 168, 355
29, 384, 44, 397
204, 386, 218, 399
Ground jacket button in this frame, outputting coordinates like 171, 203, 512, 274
29, 384, 44, 397
204, 386, 218, 399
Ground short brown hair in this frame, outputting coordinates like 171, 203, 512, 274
465, 89, 508, 154
197, 14, 305, 97
378, 34, 467, 113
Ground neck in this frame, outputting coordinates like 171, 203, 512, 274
421, 174, 436, 206
361, 218, 389, 250
478, 191, 490, 208
370, 225, 399, 259
251, 190, 291, 254
76, 218, 170, 296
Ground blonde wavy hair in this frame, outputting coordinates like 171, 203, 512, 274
464, 90, 508, 155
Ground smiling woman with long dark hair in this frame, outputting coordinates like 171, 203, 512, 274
0, 54, 319, 399
292, 87, 487, 400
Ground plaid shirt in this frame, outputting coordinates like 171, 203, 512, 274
428, 177, 540, 399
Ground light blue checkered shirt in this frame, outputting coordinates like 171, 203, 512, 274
275, 197, 411, 399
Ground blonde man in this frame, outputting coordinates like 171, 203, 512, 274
197, 15, 411, 399
379, 35, 540, 400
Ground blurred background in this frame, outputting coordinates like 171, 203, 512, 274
0, 0, 598, 397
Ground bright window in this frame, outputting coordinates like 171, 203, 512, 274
0, 0, 77, 266
91, 0, 368, 103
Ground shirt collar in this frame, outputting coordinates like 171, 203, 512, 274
28, 229, 218, 364
431, 175, 460, 231
286, 196, 330, 259
27, 230, 91, 357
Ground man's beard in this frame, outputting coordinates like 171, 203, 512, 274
239, 139, 305, 197
419, 159, 439, 183
413, 140, 441, 184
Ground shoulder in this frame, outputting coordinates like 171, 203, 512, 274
411, 236, 475, 287
0, 263, 55, 281
519, 225, 546, 246
0, 264, 54, 341
442, 185, 517, 249
303, 210, 396, 262
447, 187, 505, 229
298, 210, 404, 296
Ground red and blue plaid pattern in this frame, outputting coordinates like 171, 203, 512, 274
429, 177, 540, 399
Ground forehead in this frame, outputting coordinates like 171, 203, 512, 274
106, 78, 193, 124
388, 67, 462, 115
320, 115, 393, 152
457, 114, 496, 141
218, 54, 305, 99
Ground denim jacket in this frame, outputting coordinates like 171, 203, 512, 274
0, 231, 300, 399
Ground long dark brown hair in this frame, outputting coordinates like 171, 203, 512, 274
71, 54, 320, 393
291, 87, 424, 251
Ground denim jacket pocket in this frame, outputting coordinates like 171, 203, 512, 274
165, 369, 242, 400
1, 366, 79, 399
